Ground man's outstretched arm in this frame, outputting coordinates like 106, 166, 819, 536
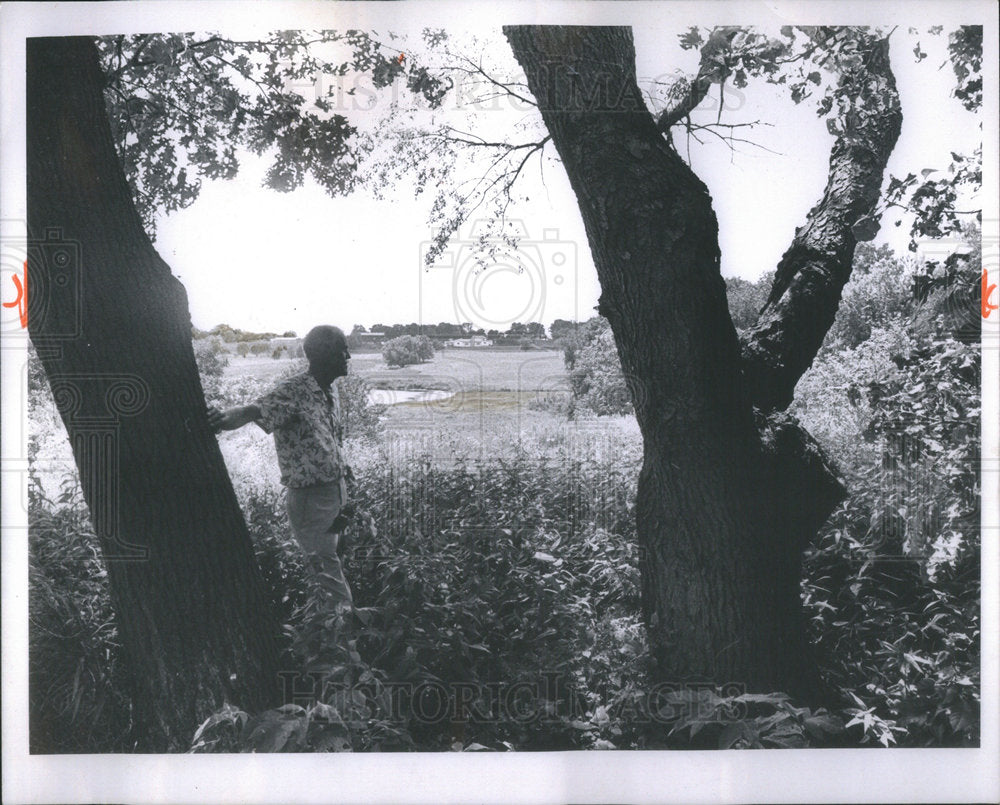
207, 404, 261, 433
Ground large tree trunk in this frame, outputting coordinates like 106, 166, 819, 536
504, 25, 899, 699
506, 25, 801, 693
27, 37, 282, 751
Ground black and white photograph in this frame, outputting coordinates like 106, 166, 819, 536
1, 1, 997, 803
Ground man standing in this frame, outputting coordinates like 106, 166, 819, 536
208, 325, 354, 614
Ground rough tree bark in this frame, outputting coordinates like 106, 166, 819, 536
27, 37, 282, 751
741, 31, 903, 412
504, 25, 900, 698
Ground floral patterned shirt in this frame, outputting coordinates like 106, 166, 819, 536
255, 371, 346, 488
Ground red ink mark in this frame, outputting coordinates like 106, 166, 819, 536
3, 259, 27, 328
983, 269, 998, 319
398, 52, 405, 65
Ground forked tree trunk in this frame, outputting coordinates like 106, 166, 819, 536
27, 37, 282, 751
506, 25, 798, 692
741, 32, 903, 411
505, 25, 900, 698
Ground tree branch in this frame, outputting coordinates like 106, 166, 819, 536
740, 32, 903, 412
656, 27, 739, 133
446, 51, 537, 107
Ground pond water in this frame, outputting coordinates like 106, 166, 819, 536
368, 388, 454, 405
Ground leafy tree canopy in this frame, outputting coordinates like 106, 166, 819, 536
98, 29, 450, 234
98, 24, 980, 264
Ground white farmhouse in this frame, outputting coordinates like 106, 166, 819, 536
445, 335, 494, 348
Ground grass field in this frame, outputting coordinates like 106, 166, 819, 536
226, 348, 568, 393
214, 347, 640, 489
31, 347, 640, 502
224, 348, 585, 441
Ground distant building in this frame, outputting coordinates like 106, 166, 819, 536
445, 335, 494, 348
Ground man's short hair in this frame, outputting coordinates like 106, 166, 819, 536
303, 325, 347, 360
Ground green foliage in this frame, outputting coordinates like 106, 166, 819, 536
97, 31, 449, 235
664, 691, 844, 749
866, 335, 980, 564
673, 26, 897, 126
821, 244, 913, 352
548, 319, 577, 341
382, 334, 434, 368
792, 229, 980, 749
193, 337, 229, 399
883, 26, 981, 246
945, 26, 983, 112
804, 519, 980, 747
725, 271, 773, 331
28, 492, 134, 752
884, 147, 982, 246
908, 225, 981, 343
186, 435, 649, 752
801, 328, 980, 746
557, 317, 632, 417
337, 373, 387, 442
206, 323, 279, 343
568, 324, 631, 416
794, 320, 914, 479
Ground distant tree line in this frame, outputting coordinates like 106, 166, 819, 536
350, 320, 575, 347
192, 324, 297, 342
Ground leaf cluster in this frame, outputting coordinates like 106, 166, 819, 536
98, 30, 450, 235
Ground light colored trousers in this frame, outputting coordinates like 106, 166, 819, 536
286, 480, 353, 612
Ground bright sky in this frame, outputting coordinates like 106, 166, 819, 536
147, 19, 979, 337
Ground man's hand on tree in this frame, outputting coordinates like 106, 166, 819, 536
207, 404, 259, 433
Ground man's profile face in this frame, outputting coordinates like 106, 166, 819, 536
311, 338, 351, 380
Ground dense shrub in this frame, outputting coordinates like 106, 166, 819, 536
558, 317, 632, 417
568, 323, 633, 416
193, 337, 229, 399
825, 247, 912, 350
908, 225, 981, 344
190, 439, 649, 752
28, 488, 134, 752
792, 320, 915, 481
337, 373, 387, 442
802, 326, 980, 747
382, 335, 434, 367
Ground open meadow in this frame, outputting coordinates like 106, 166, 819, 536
213, 347, 642, 499
225, 347, 568, 391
